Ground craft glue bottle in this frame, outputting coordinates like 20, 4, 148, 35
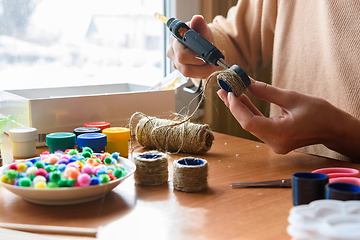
9, 127, 38, 158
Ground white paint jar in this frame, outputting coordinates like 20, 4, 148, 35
9, 127, 37, 158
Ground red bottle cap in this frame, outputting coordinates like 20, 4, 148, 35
84, 122, 110, 131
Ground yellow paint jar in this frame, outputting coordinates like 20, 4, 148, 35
102, 127, 130, 157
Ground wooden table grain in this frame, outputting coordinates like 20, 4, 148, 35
0, 132, 359, 240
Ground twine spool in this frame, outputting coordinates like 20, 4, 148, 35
173, 157, 208, 193
210, 65, 251, 98
133, 150, 168, 186
134, 116, 214, 154
129, 66, 249, 155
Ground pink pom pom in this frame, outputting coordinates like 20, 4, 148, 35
35, 168, 47, 177
60, 155, 70, 160
81, 166, 93, 175
77, 173, 91, 187
67, 163, 79, 169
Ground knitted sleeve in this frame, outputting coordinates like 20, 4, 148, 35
209, 0, 277, 73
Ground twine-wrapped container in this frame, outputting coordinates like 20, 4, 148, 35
133, 151, 168, 186
135, 116, 214, 154
173, 157, 208, 193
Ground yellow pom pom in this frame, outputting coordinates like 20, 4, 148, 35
0, 175, 8, 183
17, 163, 28, 172
34, 181, 47, 189
77, 160, 84, 168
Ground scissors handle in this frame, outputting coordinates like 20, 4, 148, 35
231, 179, 291, 188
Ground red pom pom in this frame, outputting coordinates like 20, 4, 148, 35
108, 174, 117, 181
8, 163, 19, 170
35, 168, 47, 177
40, 151, 50, 156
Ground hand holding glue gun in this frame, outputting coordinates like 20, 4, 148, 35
156, 13, 250, 91
161, 12, 360, 162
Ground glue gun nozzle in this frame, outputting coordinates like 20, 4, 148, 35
154, 12, 169, 24
217, 58, 230, 69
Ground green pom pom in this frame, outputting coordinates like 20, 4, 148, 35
67, 178, 76, 187
100, 174, 110, 183
6, 169, 18, 180
45, 165, 56, 173
28, 174, 35, 181
18, 177, 32, 187
50, 171, 61, 182
58, 178, 68, 187
81, 151, 92, 159
67, 149, 79, 156
114, 168, 126, 178
82, 147, 93, 154
104, 157, 112, 165
47, 182, 59, 188
34, 161, 45, 168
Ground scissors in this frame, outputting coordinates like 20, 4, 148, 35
231, 167, 360, 188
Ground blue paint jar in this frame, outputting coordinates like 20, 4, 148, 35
73, 127, 102, 149
77, 133, 107, 153
73, 127, 101, 138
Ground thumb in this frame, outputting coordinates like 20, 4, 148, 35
189, 15, 213, 42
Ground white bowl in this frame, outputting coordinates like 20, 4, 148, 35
0, 156, 135, 205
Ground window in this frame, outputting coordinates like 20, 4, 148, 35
0, 0, 167, 90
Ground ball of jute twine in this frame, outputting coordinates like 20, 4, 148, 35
133, 114, 214, 154
133, 150, 169, 186
129, 68, 245, 155
172, 157, 208, 193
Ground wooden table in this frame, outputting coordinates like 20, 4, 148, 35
0, 132, 359, 239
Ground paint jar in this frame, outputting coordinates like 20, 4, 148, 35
326, 182, 360, 201
102, 127, 130, 157
292, 172, 329, 206
84, 122, 110, 131
77, 133, 107, 153
9, 127, 38, 158
46, 132, 76, 153
73, 127, 101, 149
74, 127, 101, 138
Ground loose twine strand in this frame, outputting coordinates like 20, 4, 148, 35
129, 68, 245, 155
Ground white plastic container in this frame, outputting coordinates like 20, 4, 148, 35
9, 127, 37, 158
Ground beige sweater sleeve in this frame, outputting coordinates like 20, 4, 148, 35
205, 0, 360, 162
209, 0, 277, 73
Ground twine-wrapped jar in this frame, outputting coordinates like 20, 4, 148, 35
133, 151, 168, 186
173, 157, 208, 192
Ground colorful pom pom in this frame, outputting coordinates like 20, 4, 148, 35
0, 148, 126, 189
6, 169, 18, 180
18, 177, 32, 187
77, 173, 91, 187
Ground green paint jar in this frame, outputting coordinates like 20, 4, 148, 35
46, 132, 76, 153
